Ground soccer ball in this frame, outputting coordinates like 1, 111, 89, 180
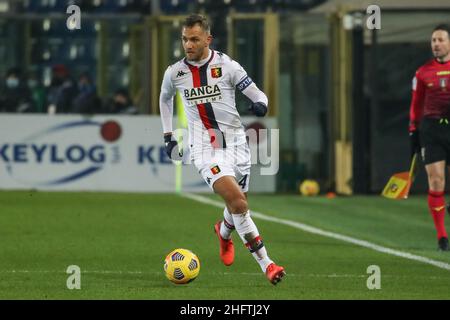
299, 179, 320, 196
164, 248, 200, 284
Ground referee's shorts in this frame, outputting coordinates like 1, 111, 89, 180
420, 117, 450, 165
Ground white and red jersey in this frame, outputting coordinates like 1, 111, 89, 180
409, 58, 450, 131
159, 49, 268, 149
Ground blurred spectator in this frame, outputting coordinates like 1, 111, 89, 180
27, 71, 47, 113
104, 88, 138, 114
47, 64, 78, 114
0, 67, 34, 113
72, 72, 103, 114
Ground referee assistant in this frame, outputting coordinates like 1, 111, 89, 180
409, 24, 450, 251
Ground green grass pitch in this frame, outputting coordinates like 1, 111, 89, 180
0, 191, 449, 299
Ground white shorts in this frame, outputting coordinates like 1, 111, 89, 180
191, 143, 251, 192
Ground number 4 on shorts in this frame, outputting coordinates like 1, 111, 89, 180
238, 175, 248, 190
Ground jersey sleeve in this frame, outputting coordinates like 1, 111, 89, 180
241, 82, 268, 106
409, 70, 426, 132
159, 66, 176, 134
230, 60, 268, 106
230, 60, 253, 92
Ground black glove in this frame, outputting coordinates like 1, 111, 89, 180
249, 102, 267, 117
164, 134, 183, 160
409, 130, 421, 159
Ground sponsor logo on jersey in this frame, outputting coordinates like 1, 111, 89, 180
211, 67, 222, 78
176, 70, 188, 78
437, 71, 450, 76
183, 85, 222, 105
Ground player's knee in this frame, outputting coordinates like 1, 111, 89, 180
229, 197, 248, 214
428, 175, 445, 191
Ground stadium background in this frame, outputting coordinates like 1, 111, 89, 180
2, 0, 449, 195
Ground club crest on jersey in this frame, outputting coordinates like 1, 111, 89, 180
211, 67, 222, 78
210, 165, 221, 175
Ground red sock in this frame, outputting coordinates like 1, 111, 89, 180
428, 190, 448, 239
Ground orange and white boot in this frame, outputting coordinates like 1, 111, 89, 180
214, 221, 235, 266
265, 263, 286, 285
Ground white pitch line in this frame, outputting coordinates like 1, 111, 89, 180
182, 193, 450, 272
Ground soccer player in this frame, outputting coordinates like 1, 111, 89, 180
159, 14, 285, 284
409, 24, 450, 251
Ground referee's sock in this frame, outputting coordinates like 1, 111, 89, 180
428, 190, 448, 239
